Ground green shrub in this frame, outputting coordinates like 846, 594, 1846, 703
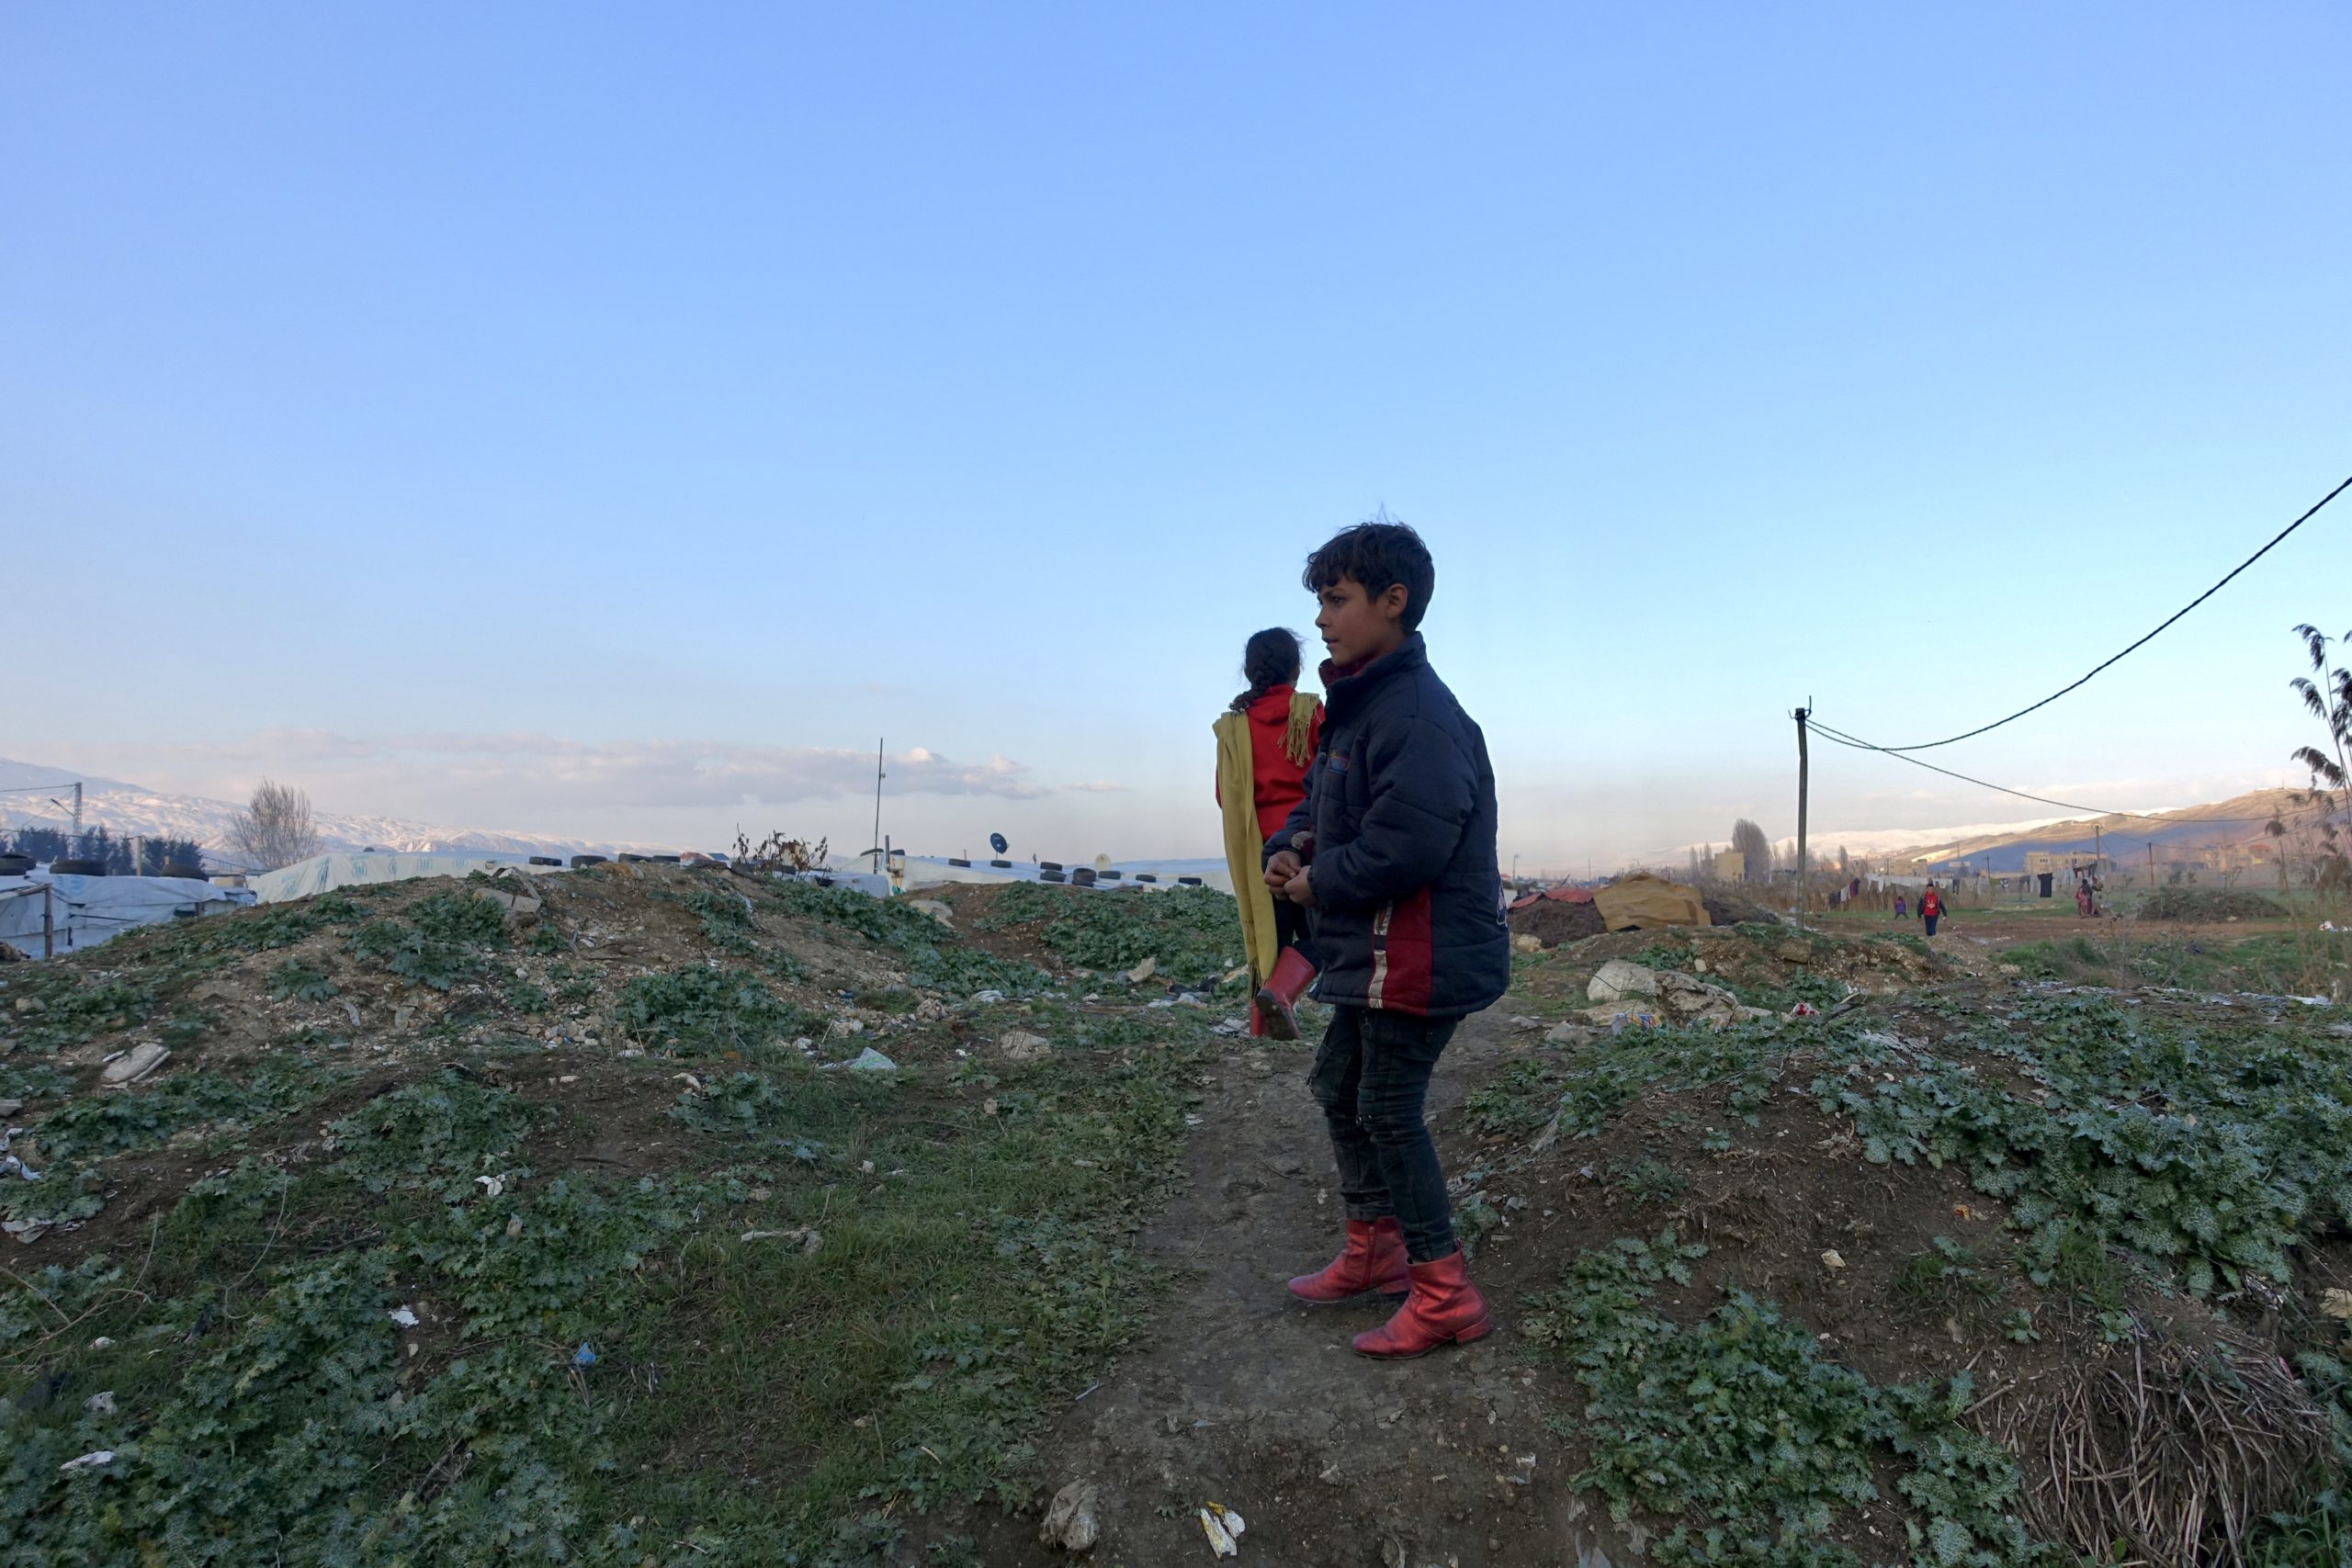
1521, 1232, 2035, 1566
614, 966, 820, 1054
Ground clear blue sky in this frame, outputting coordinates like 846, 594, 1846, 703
6, 3, 2348, 869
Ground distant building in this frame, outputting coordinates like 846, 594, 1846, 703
2023, 851, 2111, 877
1713, 849, 1747, 882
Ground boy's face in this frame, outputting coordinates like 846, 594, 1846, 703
1314, 574, 1409, 668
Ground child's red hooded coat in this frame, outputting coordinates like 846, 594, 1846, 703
1216, 684, 1323, 841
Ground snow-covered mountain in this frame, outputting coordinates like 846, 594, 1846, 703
0, 758, 674, 866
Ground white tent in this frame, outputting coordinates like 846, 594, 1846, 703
252, 851, 571, 904
0, 872, 254, 958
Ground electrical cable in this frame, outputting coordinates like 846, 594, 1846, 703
1842, 469, 2352, 752
1810, 718, 2335, 839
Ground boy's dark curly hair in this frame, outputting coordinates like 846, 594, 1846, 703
1231, 627, 1304, 712
1301, 517, 1434, 631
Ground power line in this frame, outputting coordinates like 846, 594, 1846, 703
1808, 717, 2327, 829
1849, 469, 2352, 752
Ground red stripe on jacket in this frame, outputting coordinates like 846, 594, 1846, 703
1373, 886, 1436, 1015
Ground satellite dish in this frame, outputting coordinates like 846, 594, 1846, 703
989, 832, 1009, 855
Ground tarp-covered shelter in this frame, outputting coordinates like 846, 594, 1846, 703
1510, 886, 1596, 911
253, 852, 568, 904
0, 872, 253, 957
1592, 874, 1712, 932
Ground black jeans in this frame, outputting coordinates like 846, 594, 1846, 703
1273, 898, 1315, 965
1307, 1004, 1458, 1262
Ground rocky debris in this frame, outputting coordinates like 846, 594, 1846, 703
1584, 963, 1759, 1031
907, 898, 956, 928
741, 1226, 823, 1252
1000, 1030, 1054, 1062
1126, 956, 1158, 984
1039, 1479, 1102, 1552
819, 1047, 898, 1073
1510, 933, 1544, 954
101, 1043, 171, 1087
1587, 961, 1658, 1004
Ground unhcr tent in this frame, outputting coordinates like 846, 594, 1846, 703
0, 872, 253, 957
253, 852, 568, 904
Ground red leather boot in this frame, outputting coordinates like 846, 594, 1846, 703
1351, 1248, 1492, 1358
1287, 1217, 1409, 1303
1254, 947, 1317, 1041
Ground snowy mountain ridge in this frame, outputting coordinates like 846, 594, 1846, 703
0, 757, 673, 863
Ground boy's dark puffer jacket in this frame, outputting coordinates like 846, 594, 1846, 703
1267, 633, 1509, 1019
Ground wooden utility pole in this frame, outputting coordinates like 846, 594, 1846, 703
1794, 703, 1811, 931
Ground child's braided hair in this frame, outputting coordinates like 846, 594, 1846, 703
1231, 627, 1304, 713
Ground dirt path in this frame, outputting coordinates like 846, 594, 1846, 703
959, 1010, 1627, 1568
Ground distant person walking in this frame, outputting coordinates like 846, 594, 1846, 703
1918, 883, 1943, 938
1215, 628, 1323, 1037
2075, 876, 2094, 918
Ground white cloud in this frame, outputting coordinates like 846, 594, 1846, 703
63, 731, 1060, 815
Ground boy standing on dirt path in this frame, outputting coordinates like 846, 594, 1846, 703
1261, 520, 1510, 1359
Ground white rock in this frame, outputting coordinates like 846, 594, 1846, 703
999, 1031, 1053, 1062
101, 1043, 171, 1087
1038, 1479, 1102, 1552
1588, 961, 1659, 1004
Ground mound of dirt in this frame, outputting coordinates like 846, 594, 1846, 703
2140, 886, 2287, 921
1700, 887, 1781, 926
1442, 980, 2345, 1566
1508, 897, 1606, 948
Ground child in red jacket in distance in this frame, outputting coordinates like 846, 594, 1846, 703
1216, 628, 1322, 1031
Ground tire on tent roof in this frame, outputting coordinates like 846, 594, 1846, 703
1178, 876, 1204, 886
50, 859, 106, 876
1039, 861, 1064, 872
529, 855, 562, 866
1070, 868, 1097, 886
947, 858, 971, 867
573, 854, 610, 867
989, 859, 1013, 868
1040, 870, 1067, 883
0, 854, 34, 877
161, 863, 205, 881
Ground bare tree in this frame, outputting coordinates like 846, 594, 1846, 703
1730, 819, 1772, 885
229, 779, 322, 871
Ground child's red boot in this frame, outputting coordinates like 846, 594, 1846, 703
1286, 1217, 1409, 1303
1254, 947, 1317, 1041
1351, 1248, 1492, 1358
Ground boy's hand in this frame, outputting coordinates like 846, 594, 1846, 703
1264, 851, 1302, 889
1282, 868, 1317, 907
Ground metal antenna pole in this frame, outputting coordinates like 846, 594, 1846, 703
872, 739, 886, 874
